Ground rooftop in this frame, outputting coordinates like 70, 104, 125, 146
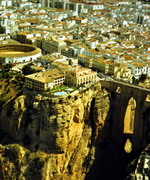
25, 69, 64, 83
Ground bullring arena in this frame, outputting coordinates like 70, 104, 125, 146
0, 44, 41, 64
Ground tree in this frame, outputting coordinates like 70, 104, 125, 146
0, 26, 5, 34
139, 73, 147, 83
132, 76, 139, 84
22, 65, 36, 75
4, 63, 12, 72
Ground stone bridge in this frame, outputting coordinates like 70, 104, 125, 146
100, 79, 150, 151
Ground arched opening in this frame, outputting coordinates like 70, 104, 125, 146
124, 97, 136, 134
116, 86, 121, 94
124, 139, 132, 153
145, 94, 150, 102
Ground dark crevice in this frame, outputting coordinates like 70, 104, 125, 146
89, 98, 96, 140
142, 107, 150, 148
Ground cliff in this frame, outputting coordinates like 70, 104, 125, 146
0, 82, 110, 180
0, 76, 23, 104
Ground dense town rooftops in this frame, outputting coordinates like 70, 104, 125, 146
0, 0, 149, 84
0, 38, 20, 45
51, 61, 72, 72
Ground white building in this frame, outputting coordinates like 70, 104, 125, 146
0, 44, 41, 64
25, 68, 65, 91
0, 0, 12, 7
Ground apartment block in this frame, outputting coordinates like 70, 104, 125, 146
25, 68, 65, 91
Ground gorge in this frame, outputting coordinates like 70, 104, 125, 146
0, 79, 149, 180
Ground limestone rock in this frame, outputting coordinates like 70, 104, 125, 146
0, 82, 110, 179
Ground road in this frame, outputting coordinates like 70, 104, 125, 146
100, 77, 150, 93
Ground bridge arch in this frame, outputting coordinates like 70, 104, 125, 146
145, 94, 150, 102
124, 138, 132, 153
123, 97, 136, 134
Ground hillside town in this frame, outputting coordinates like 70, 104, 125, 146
0, 1, 149, 180
0, 0, 149, 93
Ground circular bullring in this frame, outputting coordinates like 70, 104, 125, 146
0, 44, 41, 58
0, 44, 41, 64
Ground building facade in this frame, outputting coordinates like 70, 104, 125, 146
25, 68, 65, 91
65, 66, 97, 87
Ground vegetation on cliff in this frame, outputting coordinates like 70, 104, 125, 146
0, 144, 46, 180
0, 74, 24, 104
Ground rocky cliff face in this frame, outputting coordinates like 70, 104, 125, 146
0, 82, 110, 180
